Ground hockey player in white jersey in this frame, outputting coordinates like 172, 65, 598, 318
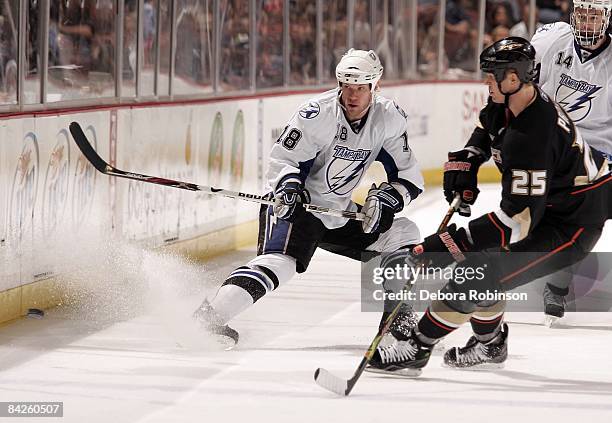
192, 49, 424, 347
531, 0, 612, 324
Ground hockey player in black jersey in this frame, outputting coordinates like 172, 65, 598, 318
531, 0, 612, 325
368, 37, 611, 376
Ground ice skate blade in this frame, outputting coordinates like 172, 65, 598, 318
216, 335, 238, 351
544, 314, 561, 328
442, 361, 505, 371
432, 340, 446, 352
198, 323, 239, 350
364, 366, 422, 377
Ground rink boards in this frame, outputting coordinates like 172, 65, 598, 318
0, 81, 490, 323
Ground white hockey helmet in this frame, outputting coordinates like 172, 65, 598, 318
335, 49, 383, 92
571, 0, 612, 47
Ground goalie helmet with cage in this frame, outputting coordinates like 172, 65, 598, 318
335, 49, 384, 95
571, 0, 612, 47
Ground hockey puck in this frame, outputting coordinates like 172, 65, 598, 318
26, 308, 45, 319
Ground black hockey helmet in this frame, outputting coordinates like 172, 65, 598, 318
480, 37, 537, 83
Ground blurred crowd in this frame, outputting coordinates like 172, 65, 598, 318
1, 0, 573, 103
430, 0, 570, 75
231, 0, 572, 85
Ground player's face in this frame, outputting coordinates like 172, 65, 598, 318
340, 83, 372, 120
484, 73, 505, 103
573, 6, 607, 37
484, 72, 518, 103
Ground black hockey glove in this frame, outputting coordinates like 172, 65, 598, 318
443, 148, 486, 216
362, 182, 404, 234
273, 175, 311, 221
410, 224, 473, 268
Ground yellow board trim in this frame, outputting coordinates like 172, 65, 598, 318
163, 220, 258, 261
0, 287, 21, 324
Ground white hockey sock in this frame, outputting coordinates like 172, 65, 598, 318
210, 284, 254, 325
211, 253, 296, 324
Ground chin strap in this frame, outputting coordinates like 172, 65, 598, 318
499, 81, 523, 108
336, 89, 372, 121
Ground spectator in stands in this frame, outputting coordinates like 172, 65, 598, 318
510, 3, 543, 39
417, 0, 442, 76
322, 4, 347, 81
0, 5, 17, 101
143, 0, 156, 65
123, 0, 138, 81
489, 0, 522, 22
487, 2, 515, 32
354, 0, 371, 50
48, 2, 61, 67
220, 0, 250, 90
289, 2, 316, 85
537, 0, 571, 23
257, 0, 283, 88
57, 0, 94, 70
419, 17, 450, 76
445, 0, 473, 68
27, 1, 39, 76
491, 24, 511, 42
90, 0, 115, 75
446, 0, 471, 39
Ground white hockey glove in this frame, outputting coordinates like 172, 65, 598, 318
273, 175, 311, 221
362, 182, 405, 234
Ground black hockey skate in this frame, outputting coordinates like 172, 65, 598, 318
366, 328, 434, 377
543, 284, 566, 327
193, 299, 239, 350
443, 323, 508, 369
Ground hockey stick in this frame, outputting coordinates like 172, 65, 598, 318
314, 194, 462, 396
69, 122, 365, 221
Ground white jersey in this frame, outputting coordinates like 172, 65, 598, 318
532, 22, 612, 155
267, 88, 424, 229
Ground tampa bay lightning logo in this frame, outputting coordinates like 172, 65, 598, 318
299, 102, 320, 119
324, 146, 370, 195
555, 74, 602, 122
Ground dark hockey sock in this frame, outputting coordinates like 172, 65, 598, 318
222, 265, 279, 302
417, 306, 462, 342
380, 248, 414, 313
546, 282, 569, 297
470, 313, 504, 343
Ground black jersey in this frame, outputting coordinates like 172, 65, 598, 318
464, 87, 610, 250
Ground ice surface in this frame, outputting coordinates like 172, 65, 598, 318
0, 185, 611, 423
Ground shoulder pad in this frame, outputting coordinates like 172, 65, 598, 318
533, 21, 572, 39
393, 101, 408, 119
535, 22, 555, 34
